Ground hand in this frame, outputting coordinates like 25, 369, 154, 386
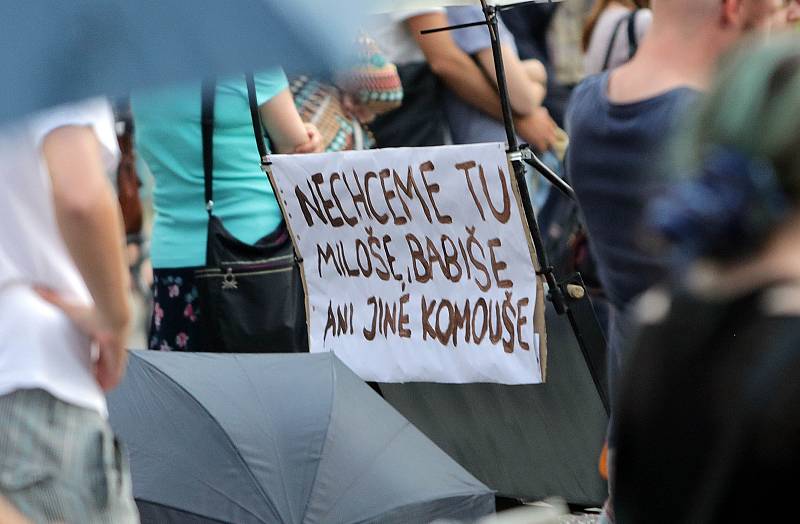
293, 123, 324, 154
0, 495, 29, 524
36, 288, 129, 391
516, 107, 558, 153
342, 94, 377, 124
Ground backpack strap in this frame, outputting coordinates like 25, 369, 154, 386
626, 9, 640, 60
601, 9, 640, 71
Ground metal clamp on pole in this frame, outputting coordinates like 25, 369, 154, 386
260, 155, 272, 174
483, 0, 567, 316
519, 145, 576, 201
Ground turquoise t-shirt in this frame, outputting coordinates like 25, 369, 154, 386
131, 70, 288, 268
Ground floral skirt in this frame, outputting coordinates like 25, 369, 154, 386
148, 267, 204, 351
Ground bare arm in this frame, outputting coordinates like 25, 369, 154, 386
408, 13, 507, 120
42, 125, 130, 390
259, 88, 318, 154
522, 58, 548, 87
474, 45, 545, 114
0, 496, 29, 524
408, 12, 556, 150
44, 126, 129, 330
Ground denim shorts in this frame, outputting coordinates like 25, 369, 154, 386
0, 389, 139, 523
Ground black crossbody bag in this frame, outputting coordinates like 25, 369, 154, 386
194, 74, 308, 353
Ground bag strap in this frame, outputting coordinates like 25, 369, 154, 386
201, 74, 275, 215
626, 9, 640, 60
601, 9, 639, 71
244, 73, 300, 262
601, 15, 627, 71
244, 73, 272, 172
201, 78, 216, 215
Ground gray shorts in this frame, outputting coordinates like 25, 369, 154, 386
0, 389, 139, 523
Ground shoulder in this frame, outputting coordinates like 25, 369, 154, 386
216, 70, 288, 104
30, 98, 114, 136
572, 73, 606, 96
252, 68, 289, 92
448, 6, 492, 54
30, 98, 119, 171
565, 74, 607, 129
633, 9, 653, 38
594, 6, 630, 33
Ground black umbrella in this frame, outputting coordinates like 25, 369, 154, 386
107, 351, 495, 523
0, 0, 362, 122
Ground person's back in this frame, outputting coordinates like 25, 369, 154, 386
567, 0, 780, 386
617, 283, 800, 522
566, 73, 696, 339
132, 72, 290, 270
131, 70, 317, 352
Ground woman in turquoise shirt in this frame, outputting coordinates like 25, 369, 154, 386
132, 69, 320, 351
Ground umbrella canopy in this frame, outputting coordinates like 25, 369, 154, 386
108, 351, 494, 523
0, 0, 362, 122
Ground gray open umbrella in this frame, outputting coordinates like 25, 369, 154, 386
0, 0, 362, 122
107, 351, 494, 523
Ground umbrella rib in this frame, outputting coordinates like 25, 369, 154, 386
135, 497, 233, 523
300, 355, 337, 522
313, 417, 492, 523
351, 490, 497, 524
131, 444, 274, 521
314, 419, 415, 521
139, 357, 282, 524
232, 355, 299, 524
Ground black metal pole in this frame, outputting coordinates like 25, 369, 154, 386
482, 3, 519, 151
479, 1, 609, 411
479, 0, 566, 314
417, 1, 609, 411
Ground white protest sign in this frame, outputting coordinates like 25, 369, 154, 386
269, 143, 545, 384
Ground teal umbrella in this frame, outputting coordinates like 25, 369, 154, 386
0, 0, 362, 122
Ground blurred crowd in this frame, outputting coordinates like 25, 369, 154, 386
2, 0, 800, 522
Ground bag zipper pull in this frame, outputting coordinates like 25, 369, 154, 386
222, 267, 238, 290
